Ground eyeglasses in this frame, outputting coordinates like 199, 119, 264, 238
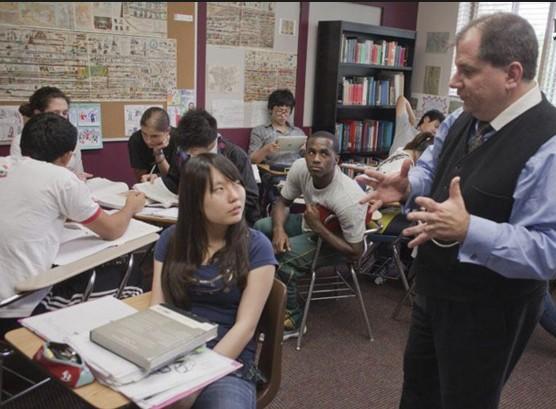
273, 106, 291, 115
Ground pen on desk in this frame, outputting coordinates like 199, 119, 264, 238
149, 164, 156, 176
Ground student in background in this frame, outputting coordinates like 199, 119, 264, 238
128, 107, 179, 183
249, 89, 306, 168
151, 154, 276, 409
389, 95, 445, 155
162, 109, 260, 226
11, 86, 89, 179
375, 131, 434, 175
255, 131, 368, 339
249, 89, 306, 211
0, 113, 146, 338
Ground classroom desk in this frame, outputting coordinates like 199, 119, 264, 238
257, 163, 288, 177
134, 213, 177, 227
15, 233, 160, 293
5, 293, 152, 409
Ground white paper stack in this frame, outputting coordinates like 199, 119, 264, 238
21, 296, 241, 408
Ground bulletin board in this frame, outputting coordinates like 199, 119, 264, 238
0, 2, 195, 142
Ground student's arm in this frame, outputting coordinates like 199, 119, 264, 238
303, 203, 364, 259
133, 168, 148, 183
249, 127, 278, 164
396, 96, 416, 127
85, 192, 146, 240
270, 196, 293, 253
213, 265, 274, 360
153, 149, 170, 176
150, 260, 165, 306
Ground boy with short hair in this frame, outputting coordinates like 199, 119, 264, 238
0, 113, 145, 337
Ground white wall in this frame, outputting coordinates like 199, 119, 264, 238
411, 2, 460, 97
303, 2, 381, 127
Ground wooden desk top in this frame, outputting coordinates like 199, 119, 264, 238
5, 293, 152, 409
134, 213, 176, 227
257, 163, 288, 176
15, 233, 159, 292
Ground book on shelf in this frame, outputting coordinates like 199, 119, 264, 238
90, 303, 218, 373
340, 73, 404, 106
336, 120, 394, 154
341, 35, 408, 67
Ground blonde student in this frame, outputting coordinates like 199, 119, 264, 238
151, 154, 276, 409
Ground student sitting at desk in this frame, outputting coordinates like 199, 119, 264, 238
11, 86, 90, 180
249, 89, 306, 211
151, 154, 276, 409
0, 113, 146, 338
128, 107, 179, 183
162, 109, 260, 226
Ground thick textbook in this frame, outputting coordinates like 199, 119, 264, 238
90, 304, 218, 373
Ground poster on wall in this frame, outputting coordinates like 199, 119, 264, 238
0, 106, 23, 145
167, 89, 196, 127
124, 104, 163, 136
423, 65, 441, 95
205, 2, 299, 129
425, 32, 450, 54
68, 103, 103, 149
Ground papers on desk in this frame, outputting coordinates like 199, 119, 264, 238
133, 178, 178, 208
20, 296, 240, 408
55, 218, 161, 265
137, 207, 178, 221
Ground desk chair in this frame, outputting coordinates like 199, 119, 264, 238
256, 278, 287, 408
295, 216, 378, 350
357, 210, 414, 320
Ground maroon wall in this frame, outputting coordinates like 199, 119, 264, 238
2, 2, 418, 183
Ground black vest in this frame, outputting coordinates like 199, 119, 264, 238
415, 97, 556, 303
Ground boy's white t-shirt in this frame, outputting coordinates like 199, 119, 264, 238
0, 157, 100, 317
280, 158, 368, 243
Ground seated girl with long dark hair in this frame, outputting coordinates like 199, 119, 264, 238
151, 154, 277, 409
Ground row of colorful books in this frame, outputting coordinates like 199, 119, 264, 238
336, 120, 394, 154
341, 36, 409, 67
340, 73, 404, 106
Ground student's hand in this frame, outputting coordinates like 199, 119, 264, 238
356, 159, 412, 213
303, 203, 323, 231
403, 177, 470, 248
76, 172, 93, 181
152, 136, 170, 152
124, 191, 146, 214
272, 228, 291, 254
141, 173, 159, 183
264, 143, 280, 155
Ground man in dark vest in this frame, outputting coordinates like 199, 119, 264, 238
359, 13, 556, 409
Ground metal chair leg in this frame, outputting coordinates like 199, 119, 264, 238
115, 254, 134, 299
350, 265, 374, 341
82, 269, 96, 302
296, 270, 316, 351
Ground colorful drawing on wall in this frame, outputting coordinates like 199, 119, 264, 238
421, 94, 449, 115
68, 103, 103, 150
425, 32, 450, 54
78, 127, 103, 149
279, 18, 296, 36
124, 104, 163, 136
423, 65, 441, 95
0, 106, 23, 145
166, 89, 195, 127
76, 104, 101, 127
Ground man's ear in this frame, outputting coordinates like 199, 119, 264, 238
52, 151, 73, 167
505, 61, 524, 90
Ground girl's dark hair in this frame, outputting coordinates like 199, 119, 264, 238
404, 131, 434, 153
19, 86, 70, 118
161, 153, 250, 310
20, 113, 77, 162
417, 110, 445, 127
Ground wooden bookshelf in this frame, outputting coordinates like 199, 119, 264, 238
312, 21, 416, 160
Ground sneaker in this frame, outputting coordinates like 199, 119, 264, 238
283, 325, 308, 341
